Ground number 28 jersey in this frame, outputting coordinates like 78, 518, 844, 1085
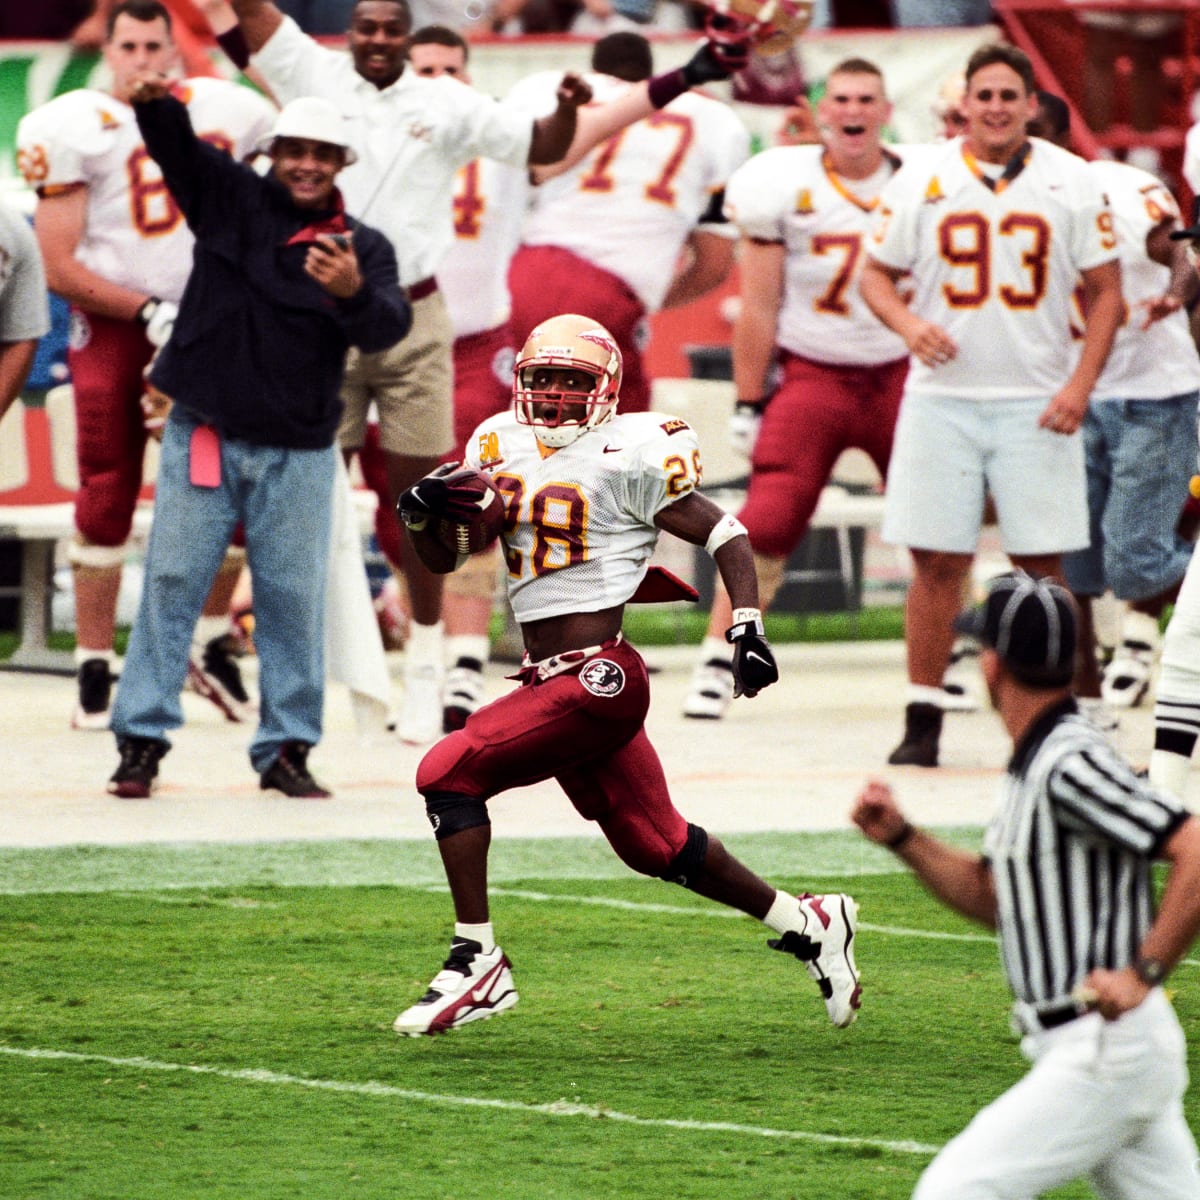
465, 410, 702, 623
869, 137, 1119, 398
16, 79, 274, 304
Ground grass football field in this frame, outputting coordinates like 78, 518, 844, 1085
3, 832, 1195, 1199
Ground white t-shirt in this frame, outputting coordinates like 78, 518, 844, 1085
251, 16, 534, 286
511, 71, 750, 313
725, 143, 913, 367
0, 200, 49, 342
869, 137, 1119, 398
1086, 160, 1200, 401
464, 409, 701, 622
16, 78, 275, 304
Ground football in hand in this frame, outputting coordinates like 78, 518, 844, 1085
432, 467, 506, 557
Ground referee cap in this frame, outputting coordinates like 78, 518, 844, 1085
257, 97, 358, 164
953, 571, 1076, 688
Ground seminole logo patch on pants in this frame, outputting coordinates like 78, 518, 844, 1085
579, 659, 625, 697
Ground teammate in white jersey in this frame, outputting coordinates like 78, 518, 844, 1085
17, 0, 276, 730
860, 42, 1123, 769
390, 313, 862, 1037
508, 36, 750, 414
682, 57, 916, 720
1058, 154, 1200, 715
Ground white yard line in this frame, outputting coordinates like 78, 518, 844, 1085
0, 1045, 940, 1157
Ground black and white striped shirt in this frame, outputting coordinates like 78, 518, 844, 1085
983, 698, 1189, 1007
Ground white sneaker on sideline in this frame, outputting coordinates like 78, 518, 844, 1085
682, 658, 735, 720
398, 660, 444, 744
394, 938, 518, 1036
768, 893, 861, 1028
1100, 643, 1155, 709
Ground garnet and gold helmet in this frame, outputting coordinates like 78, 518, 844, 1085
700, 0, 814, 61
513, 314, 623, 449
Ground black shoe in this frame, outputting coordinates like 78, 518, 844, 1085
73, 658, 114, 731
443, 657, 486, 733
887, 702, 943, 767
186, 634, 256, 723
108, 736, 168, 799
260, 742, 331, 798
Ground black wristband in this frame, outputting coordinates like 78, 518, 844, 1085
734, 398, 766, 412
136, 297, 162, 326
647, 67, 689, 110
884, 821, 915, 850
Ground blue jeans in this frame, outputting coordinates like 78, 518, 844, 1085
1062, 393, 1199, 600
112, 414, 336, 773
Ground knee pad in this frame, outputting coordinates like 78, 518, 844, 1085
67, 535, 125, 571
423, 789, 490, 841
660, 823, 709, 889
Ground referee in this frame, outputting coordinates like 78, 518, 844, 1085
853, 570, 1200, 1198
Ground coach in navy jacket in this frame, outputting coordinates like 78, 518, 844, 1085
107, 78, 409, 802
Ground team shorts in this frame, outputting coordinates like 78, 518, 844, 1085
337, 289, 454, 458
1062, 393, 1198, 600
882, 391, 1088, 556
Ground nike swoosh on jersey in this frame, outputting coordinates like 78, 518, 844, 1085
603, 445, 623, 454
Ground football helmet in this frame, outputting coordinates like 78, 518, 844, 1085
513, 314, 622, 449
701, 0, 814, 60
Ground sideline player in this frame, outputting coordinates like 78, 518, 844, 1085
682, 57, 914, 719
853, 571, 1200, 1199
17, 0, 275, 729
860, 43, 1122, 768
391, 314, 861, 1036
507, 32, 751, 416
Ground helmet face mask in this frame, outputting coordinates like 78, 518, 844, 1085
513, 315, 622, 449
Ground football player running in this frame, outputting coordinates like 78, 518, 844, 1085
394, 314, 861, 1036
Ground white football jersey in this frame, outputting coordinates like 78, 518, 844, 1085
464, 409, 701, 623
1087, 161, 1200, 400
725, 143, 912, 366
17, 79, 274, 304
869, 137, 1119, 398
512, 72, 750, 312
439, 157, 530, 339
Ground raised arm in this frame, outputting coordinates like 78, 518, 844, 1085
526, 72, 593, 166
228, 0, 285, 55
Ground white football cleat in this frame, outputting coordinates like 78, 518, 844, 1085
682, 658, 735, 720
394, 938, 518, 1036
769, 893, 861, 1028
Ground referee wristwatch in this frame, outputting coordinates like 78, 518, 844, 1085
1133, 956, 1167, 987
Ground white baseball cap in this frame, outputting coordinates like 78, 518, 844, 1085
257, 97, 358, 164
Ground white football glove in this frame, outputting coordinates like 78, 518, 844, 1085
728, 400, 765, 459
138, 298, 179, 349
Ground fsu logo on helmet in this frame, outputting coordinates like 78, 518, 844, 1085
579, 659, 626, 697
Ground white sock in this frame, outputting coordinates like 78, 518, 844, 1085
907, 683, 949, 707
762, 890, 802, 935
193, 614, 229, 648
447, 635, 489, 668
74, 646, 116, 668
455, 921, 495, 953
406, 620, 444, 664
700, 636, 729, 665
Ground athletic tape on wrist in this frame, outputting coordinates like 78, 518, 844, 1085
705, 513, 747, 557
